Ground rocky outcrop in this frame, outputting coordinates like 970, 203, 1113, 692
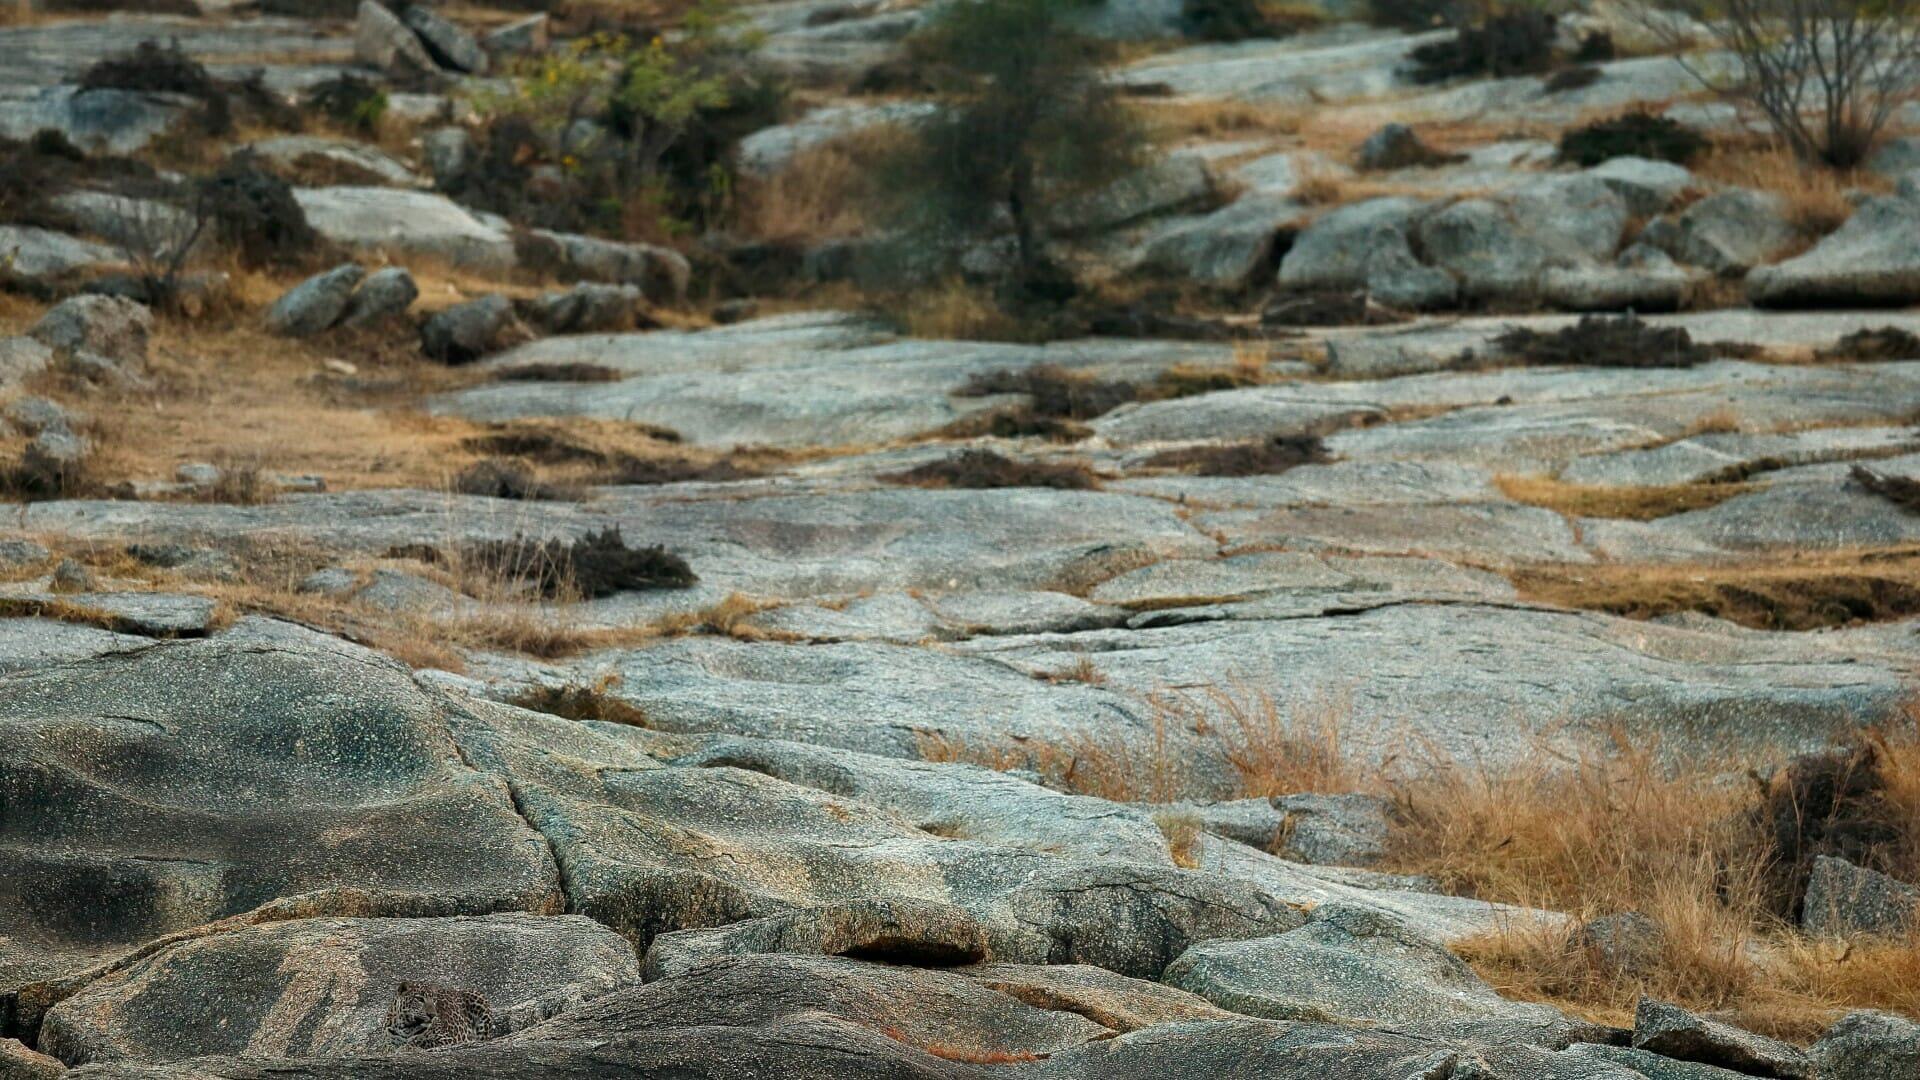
1748, 194, 1920, 306
1800, 855, 1919, 937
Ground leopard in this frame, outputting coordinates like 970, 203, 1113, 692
386, 981, 493, 1050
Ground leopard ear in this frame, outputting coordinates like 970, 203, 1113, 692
396, 981, 413, 993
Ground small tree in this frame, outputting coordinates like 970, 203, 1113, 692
1648, 0, 1920, 168
882, 0, 1145, 298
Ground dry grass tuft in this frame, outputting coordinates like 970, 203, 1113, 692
1394, 725, 1920, 1041
732, 127, 908, 243
509, 674, 652, 727
1696, 143, 1884, 246
1510, 548, 1920, 630
1495, 474, 1754, 521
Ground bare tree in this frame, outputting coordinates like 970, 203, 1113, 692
1648, 0, 1920, 167
115, 189, 211, 311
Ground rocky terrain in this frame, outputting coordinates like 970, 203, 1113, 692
3, 0, 1920, 1076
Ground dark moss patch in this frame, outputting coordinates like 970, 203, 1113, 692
1369, 0, 1462, 31
1407, 10, 1557, 85
196, 155, 326, 270
1179, 0, 1308, 41
1144, 433, 1329, 476
0, 131, 164, 229
1820, 326, 1920, 363
80, 39, 232, 135
883, 449, 1100, 490
494, 362, 627, 383
1557, 110, 1709, 166
1493, 315, 1709, 369
465, 526, 697, 599
509, 681, 652, 727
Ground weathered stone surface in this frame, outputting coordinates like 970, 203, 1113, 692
521, 231, 691, 301
1416, 175, 1629, 303
1587, 156, 1692, 217
39, 914, 638, 1064
30, 296, 152, 368
1749, 194, 1920, 306
0, 86, 192, 155
0, 1037, 62, 1080
1801, 855, 1919, 938
1048, 154, 1214, 235
422, 296, 532, 364
265, 264, 365, 337
524, 283, 643, 335
248, 136, 419, 187
1129, 193, 1298, 288
436, 313, 1241, 447
641, 898, 993, 978
294, 188, 515, 273
661, 733, 1172, 863
1165, 903, 1570, 1029
0, 640, 562, 1028
483, 14, 548, 58
338, 267, 418, 328
1632, 998, 1813, 1079
402, 4, 488, 74
1813, 1010, 1920, 1080
451, 701, 1296, 972
0, 336, 57, 386
1557, 1043, 1751, 1079
1646, 188, 1795, 275
355, 0, 435, 75
735, 101, 937, 178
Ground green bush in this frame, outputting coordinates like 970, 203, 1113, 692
878, 0, 1146, 298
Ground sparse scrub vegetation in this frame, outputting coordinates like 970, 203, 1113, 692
460, 527, 698, 599
1495, 474, 1754, 520
882, 449, 1101, 490
1645, 0, 1920, 168
1143, 433, 1331, 476
1512, 549, 1920, 630
1557, 111, 1709, 166
874, 0, 1146, 302
510, 675, 653, 727
1492, 315, 1709, 369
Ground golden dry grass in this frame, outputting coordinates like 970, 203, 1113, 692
731, 127, 907, 243
1695, 142, 1888, 249
1510, 546, 1920, 631
1392, 725, 1920, 1041
1495, 474, 1756, 521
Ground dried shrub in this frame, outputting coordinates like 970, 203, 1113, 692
1819, 326, 1920, 363
0, 131, 163, 228
195, 155, 325, 270
493, 362, 626, 383
1852, 464, 1920, 511
509, 677, 652, 727
1543, 65, 1603, 93
1493, 315, 1709, 369
80, 39, 230, 135
453, 458, 570, 501
303, 74, 388, 134
1558, 111, 1710, 167
1144, 433, 1329, 476
882, 449, 1100, 490
958, 364, 1141, 420
463, 526, 697, 598
1754, 739, 1912, 919
595, 456, 759, 485
1407, 10, 1558, 85
1369, 0, 1462, 30
938, 407, 1093, 442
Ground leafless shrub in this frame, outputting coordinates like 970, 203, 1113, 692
1647, 0, 1920, 167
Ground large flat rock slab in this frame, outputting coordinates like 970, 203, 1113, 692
0, 639, 562, 1027
39, 914, 639, 1064
22, 485, 1216, 598
433, 312, 1246, 448
956, 603, 1907, 765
